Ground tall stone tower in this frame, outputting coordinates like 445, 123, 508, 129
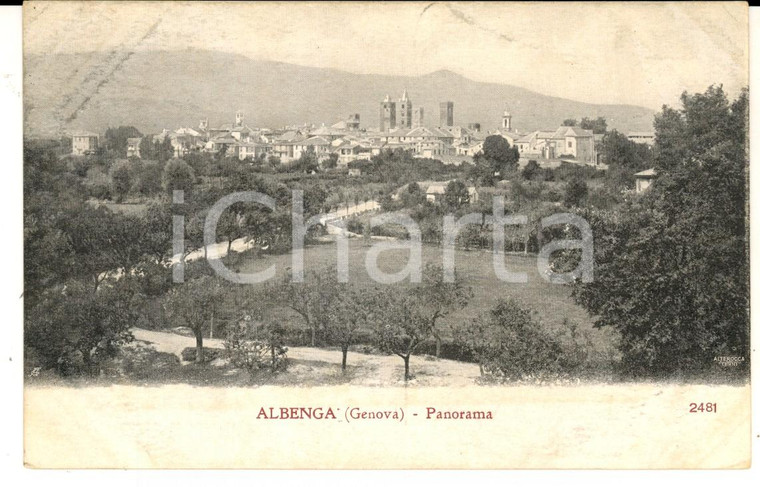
236, 110, 244, 126
397, 90, 412, 129
502, 107, 513, 131
199, 118, 208, 131
439, 101, 454, 127
380, 95, 396, 132
412, 107, 425, 129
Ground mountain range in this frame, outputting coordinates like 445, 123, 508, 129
24, 49, 656, 137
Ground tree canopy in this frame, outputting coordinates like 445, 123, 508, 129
573, 85, 748, 378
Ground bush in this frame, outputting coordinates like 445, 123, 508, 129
372, 223, 409, 239
455, 298, 586, 383
180, 347, 223, 363
414, 341, 475, 363
224, 321, 289, 375
346, 217, 364, 234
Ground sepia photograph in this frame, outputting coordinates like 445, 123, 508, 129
17, 0, 752, 470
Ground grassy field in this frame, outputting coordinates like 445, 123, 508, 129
228, 238, 619, 364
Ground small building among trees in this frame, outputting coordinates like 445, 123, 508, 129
634, 168, 656, 193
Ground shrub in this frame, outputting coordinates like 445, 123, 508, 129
181, 347, 223, 363
455, 298, 565, 382
224, 321, 288, 375
346, 217, 364, 234
371, 223, 409, 239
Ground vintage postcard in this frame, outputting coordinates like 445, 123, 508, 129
21, 1, 751, 469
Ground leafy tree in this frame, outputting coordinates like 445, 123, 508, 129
521, 159, 541, 180
58, 205, 126, 291
468, 152, 496, 186
443, 179, 470, 211
293, 148, 319, 173
275, 268, 341, 347
400, 181, 426, 208
562, 119, 578, 127
110, 160, 133, 202
267, 154, 282, 171
412, 263, 472, 358
133, 160, 163, 196
163, 275, 224, 363
104, 126, 143, 157
139, 136, 157, 160
157, 137, 175, 162
25, 278, 140, 375
323, 153, 339, 170
162, 158, 195, 197
580, 117, 607, 134
323, 286, 372, 372
573, 86, 749, 378
370, 287, 433, 382
563, 178, 588, 208
481, 135, 519, 178
599, 130, 653, 190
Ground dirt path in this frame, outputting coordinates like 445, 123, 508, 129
131, 327, 480, 386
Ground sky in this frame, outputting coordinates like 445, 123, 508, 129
23, 1, 748, 110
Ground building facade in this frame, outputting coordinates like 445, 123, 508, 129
72, 132, 99, 155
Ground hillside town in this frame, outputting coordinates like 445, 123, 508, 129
71, 91, 652, 171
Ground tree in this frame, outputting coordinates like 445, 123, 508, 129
521, 159, 541, 181
371, 287, 433, 382
599, 130, 653, 189
563, 178, 588, 208
104, 126, 142, 157
110, 160, 132, 202
162, 158, 195, 196
323, 286, 372, 372
412, 263, 472, 358
401, 181, 426, 208
163, 275, 224, 363
455, 299, 563, 382
133, 160, 163, 196
580, 117, 607, 134
139, 136, 157, 160
573, 86, 749, 377
294, 148, 319, 173
562, 119, 578, 127
157, 137, 175, 162
59, 205, 129, 291
25, 278, 140, 375
443, 180, 470, 211
267, 154, 281, 171
323, 153, 339, 170
275, 268, 340, 347
481, 135, 519, 177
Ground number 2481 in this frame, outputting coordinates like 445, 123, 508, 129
689, 402, 717, 413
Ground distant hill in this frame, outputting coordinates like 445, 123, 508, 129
24, 49, 655, 137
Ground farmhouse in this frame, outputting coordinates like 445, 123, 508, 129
71, 132, 99, 155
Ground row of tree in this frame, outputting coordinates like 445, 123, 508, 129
164, 263, 591, 383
